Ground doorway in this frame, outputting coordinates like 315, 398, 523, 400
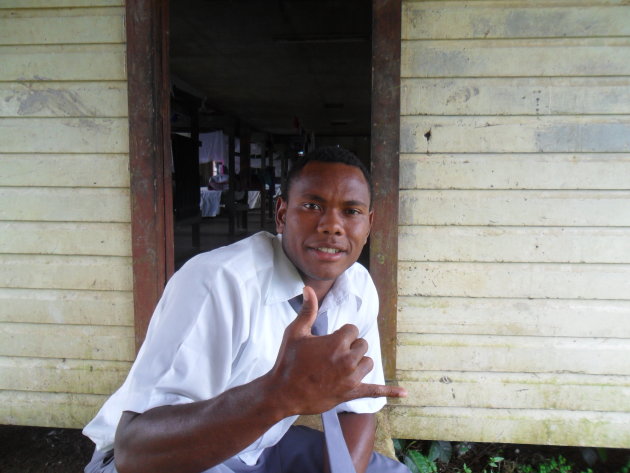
125, 0, 401, 372
168, 0, 374, 268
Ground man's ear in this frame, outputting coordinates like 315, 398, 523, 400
275, 197, 287, 233
366, 210, 374, 244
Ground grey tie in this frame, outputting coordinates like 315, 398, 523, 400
288, 296, 356, 473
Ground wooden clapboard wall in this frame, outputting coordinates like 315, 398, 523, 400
0, 0, 134, 428
393, 0, 630, 447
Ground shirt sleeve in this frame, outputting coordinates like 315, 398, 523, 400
99, 261, 241, 419
127, 263, 245, 413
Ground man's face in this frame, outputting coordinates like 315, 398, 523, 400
276, 161, 373, 297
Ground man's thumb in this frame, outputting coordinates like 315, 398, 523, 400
294, 286, 318, 335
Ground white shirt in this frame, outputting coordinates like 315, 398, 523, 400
83, 232, 386, 466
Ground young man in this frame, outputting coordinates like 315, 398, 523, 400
83, 146, 409, 473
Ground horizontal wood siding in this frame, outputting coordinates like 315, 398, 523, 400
396, 0, 630, 447
0, 2, 132, 429
389, 407, 630, 448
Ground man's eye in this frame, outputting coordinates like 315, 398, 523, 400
346, 208, 361, 215
304, 203, 320, 210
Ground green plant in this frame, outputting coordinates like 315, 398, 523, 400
618, 458, 630, 473
404, 450, 439, 473
483, 456, 505, 473
515, 455, 599, 473
429, 441, 453, 464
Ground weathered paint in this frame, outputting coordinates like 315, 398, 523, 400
1, 356, 130, 395
398, 262, 630, 299
0, 44, 126, 81
0, 82, 128, 118
0, 117, 129, 153
0, 1, 132, 429
0, 288, 133, 325
1, 154, 130, 187
399, 190, 630, 226
393, 371, 630, 411
0, 0, 122, 7
398, 296, 630, 338
402, 39, 630, 78
0, 391, 109, 429
396, 0, 630, 446
0, 255, 133, 291
397, 333, 630, 375
400, 116, 630, 154
0, 188, 131, 222
0, 7, 125, 45
399, 226, 630, 263
403, 1, 630, 40
401, 78, 630, 116
0, 222, 132, 256
389, 407, 630, 448
399, 153, 630, 190
0, 323, 134, 361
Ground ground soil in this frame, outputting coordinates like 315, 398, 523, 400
0, 425, 93, 473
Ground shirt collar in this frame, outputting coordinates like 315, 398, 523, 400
265, 234, 306, 305
265, 234, 365, 312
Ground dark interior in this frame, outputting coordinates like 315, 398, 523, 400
168, 0, 373, 266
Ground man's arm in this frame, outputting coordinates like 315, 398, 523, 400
337, 412, 376, 473
114, 374, 287, 473
114, 286, 406, 473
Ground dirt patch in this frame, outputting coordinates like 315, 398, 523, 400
0, 425, 94, 473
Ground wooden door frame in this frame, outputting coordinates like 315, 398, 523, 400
126, 0, 401, 378
126, 0, 173, 351
370, 0, 401, 381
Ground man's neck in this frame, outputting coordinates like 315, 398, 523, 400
300, 277, 334, 307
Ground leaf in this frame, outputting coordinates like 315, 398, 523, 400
581, 448, 598, 467
457, 442, 474, 457
404, 454, 420, 473
428, 440, 453, 463
405, 450, 438, 473
488, 456, 505, 468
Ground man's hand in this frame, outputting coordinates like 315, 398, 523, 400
269, 286, 407, 416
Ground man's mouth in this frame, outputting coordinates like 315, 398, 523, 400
316, 247, 342, 254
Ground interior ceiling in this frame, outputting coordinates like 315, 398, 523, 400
169, 0, 372, 137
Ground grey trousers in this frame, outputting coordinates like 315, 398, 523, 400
85, 426, 410, 473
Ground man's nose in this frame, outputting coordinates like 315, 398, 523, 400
317, 209, 344, 235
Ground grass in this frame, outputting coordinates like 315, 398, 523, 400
394, 440, 630, 473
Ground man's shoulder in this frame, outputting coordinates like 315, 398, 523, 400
177, 231, 276, 283
344, 261, 377, 295
346, 260, 372, 282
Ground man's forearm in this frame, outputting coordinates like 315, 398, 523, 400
114, 373, 288, 473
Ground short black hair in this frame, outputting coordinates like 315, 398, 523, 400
281, 146, 373, 208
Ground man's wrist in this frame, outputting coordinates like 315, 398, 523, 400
256, 372, 297, 421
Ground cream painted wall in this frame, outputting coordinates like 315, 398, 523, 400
394, 0, 630, 447
0, 0, 134, 428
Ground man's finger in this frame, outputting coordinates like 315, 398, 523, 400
349, 383, 408, 400
292, 286, 319, 336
